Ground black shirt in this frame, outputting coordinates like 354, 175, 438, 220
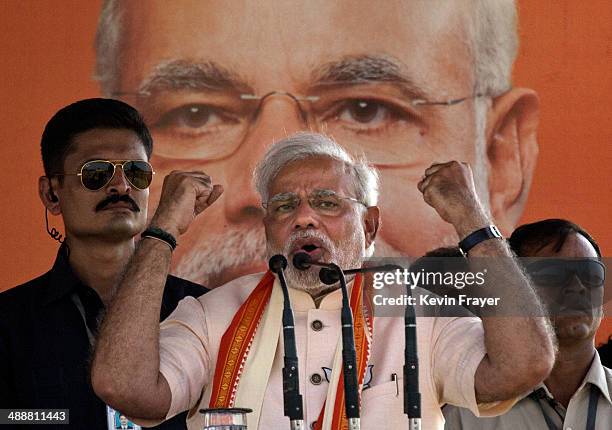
0, 245, 208, 429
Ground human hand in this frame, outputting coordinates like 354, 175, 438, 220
149, 171, 223, 238
417, 161, 489, 237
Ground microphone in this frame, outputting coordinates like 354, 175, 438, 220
404, 278, 421, 430
269, 254, 288, 272
319, 264, 403, 285
269, 255, 305, 430
319, 267, 340, 285
315, 260, 422, 429
293, 253, 360, 430
292, 252, 314, 271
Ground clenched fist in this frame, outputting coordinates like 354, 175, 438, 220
417, 161, 489, 237
149, 171, 223, 238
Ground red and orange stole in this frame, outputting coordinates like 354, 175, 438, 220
209, 271, 276, 407
209, 271, 373, 430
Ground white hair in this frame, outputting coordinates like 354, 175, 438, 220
94, 0, 123, 95
94, 1, 518, 99
473, 96, 492, 212
253, 132, 379, 207
465, 0, 520, 211
467, 0, 518, 98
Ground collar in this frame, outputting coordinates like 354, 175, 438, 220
530, 351, 612, 405
41, 244, 85, 306
581, 351, 612, 405
285, 277, 355, 311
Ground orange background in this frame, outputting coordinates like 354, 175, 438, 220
0, 1, 610, 344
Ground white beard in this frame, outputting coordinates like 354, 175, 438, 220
267, 228, 365, 297
174, 226, 268, 285
173, 223, 461, 288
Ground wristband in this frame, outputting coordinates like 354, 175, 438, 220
141, 227, 177, 251
458, 225, 502, 256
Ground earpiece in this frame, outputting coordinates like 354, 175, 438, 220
47, 180, 59, 202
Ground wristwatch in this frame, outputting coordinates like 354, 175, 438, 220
141, 226, 177, 251
458, 225, 503, 256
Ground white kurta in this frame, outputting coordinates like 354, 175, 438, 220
135, 272, 515, 429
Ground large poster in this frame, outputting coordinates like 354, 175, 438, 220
1, 0, 610, 343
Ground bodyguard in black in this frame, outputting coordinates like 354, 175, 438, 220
0, 99, 207, 429
0, 245, 206, 429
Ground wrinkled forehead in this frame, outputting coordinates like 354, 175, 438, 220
119, 0, 473, 95
268, 157, 356, 198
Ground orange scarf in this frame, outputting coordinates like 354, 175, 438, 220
209, 271, 373, 429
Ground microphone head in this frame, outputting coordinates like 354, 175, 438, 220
384, 264, 404, 272
268, 254, 288, 273
292, 252, 312, 270
319, 267, 340, 285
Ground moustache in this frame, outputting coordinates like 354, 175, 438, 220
285, 230, 334, 254
95, 194, 140, 212
551, 296, 596, 314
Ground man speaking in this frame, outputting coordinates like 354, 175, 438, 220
92, 133, 553, 429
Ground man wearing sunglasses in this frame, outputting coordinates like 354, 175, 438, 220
0, 98, 207, 430
444, 218, 611, 429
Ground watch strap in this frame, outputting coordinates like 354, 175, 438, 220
141, 226, 177, 251
458, 225, 502, 256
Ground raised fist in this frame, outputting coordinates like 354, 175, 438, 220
417, 161, 489, 235
149, 171, 223, 237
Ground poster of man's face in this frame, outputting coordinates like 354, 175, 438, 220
1, 0, 610, 343
96, 0, 537, 288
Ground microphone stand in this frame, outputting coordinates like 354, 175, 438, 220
403, 281, 421, 430
269, 255, 305, 430
320, 263, 421, 429
293, 254, 360, 430
318, 264, 401, 284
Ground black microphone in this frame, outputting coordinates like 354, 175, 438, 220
319, 267, 340, 285
319, 264, 403, 285
269, 254, 288, 273
317, 261, 421, 429
404, 279, 421, 430
269, 255, 304, 430
293, 253, 360, 430
292, 252, 313, 271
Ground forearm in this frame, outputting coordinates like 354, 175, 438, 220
417, 161, 555, 401
460, 221, 554, 401
91, 238, 172, 417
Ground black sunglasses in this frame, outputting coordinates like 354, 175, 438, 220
54, 160, 155, 191
525, 259, 606, 288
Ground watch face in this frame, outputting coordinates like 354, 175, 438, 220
489, 225, 502, 238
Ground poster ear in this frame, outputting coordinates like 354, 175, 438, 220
484, 88, 539, 234
363, 205, 380, 250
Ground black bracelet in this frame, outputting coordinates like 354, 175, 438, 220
458, 225, 502, 256
141, 227, 177, 251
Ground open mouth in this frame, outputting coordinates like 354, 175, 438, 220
292, 238, 326, 261
302, 244, 318, 253
299, 244, 322, 260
